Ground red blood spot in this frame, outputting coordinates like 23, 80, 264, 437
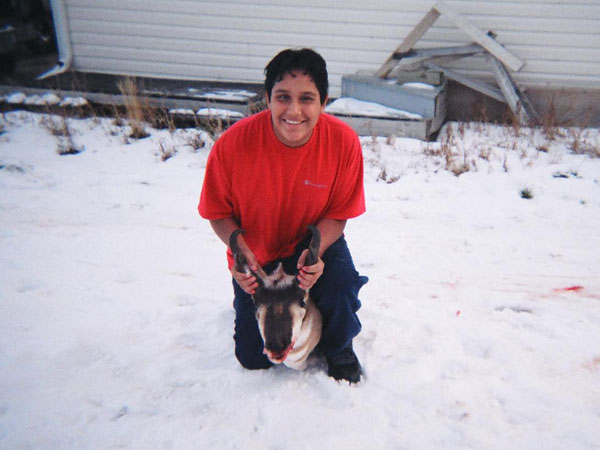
554, 285, 584, 293
456, 310, 461, 316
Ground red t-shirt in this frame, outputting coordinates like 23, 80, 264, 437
198, 110, 366, 267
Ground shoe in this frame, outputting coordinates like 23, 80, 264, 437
326, 342, 362, 384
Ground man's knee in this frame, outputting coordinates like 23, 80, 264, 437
313, 237, 367, 306
234, 344, 273, 370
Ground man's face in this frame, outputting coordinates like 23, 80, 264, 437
266, 70, 327, 148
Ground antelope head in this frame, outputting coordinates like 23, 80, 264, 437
230, 225, 321, 364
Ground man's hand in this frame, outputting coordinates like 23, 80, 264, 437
230, 231, 260, 295
210, 218, 261, 295
232, 267, 259, 295
297, 249, 324, 290
295, 218, 346, 290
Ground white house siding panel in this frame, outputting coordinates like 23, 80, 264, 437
63, 0, 600, 97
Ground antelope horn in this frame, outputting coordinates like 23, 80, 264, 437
229, 229, 268, 282
229, 229, 248, 273
304, 224, 321, 267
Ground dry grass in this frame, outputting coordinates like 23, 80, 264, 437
117, 77, 150, 139
203, 115, 224, 139
248, 97, 267, 115
184, 130, 208, 151
40, 113, 83, 155
376, 166, 400, 184
437, 125, 470, 176
157, 139, 176, 161
541, 99, 560, 141
569, 128, 600, 158
520, 186, 534, 199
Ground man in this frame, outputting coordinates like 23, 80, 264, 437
198, 48, 368, 383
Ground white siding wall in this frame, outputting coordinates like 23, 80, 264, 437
64, 0, 600, 97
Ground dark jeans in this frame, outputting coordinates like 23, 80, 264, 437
232, 236, 368, 370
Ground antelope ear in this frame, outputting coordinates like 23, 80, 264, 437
300, 291, 308, 308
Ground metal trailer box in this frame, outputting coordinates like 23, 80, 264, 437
337, 74, 447, 139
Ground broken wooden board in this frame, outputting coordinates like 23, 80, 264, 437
376, 7, 441, 78
0, 84, 257, 128
489, 56, 538, 124
396, 69, 444, 86
140, 86, 261, 114
424, 62, 505, 103
376, 1, 524, 78
394, 43, 485, 61
433, 2, 524, 72
390, 44, 485, 72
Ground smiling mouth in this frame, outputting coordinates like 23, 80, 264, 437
283, 119, 305, 125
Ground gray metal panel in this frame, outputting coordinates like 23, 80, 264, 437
332, 114, 434, 140
341, 74, 445, 119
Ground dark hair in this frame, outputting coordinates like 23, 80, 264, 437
264, 48, 328, 105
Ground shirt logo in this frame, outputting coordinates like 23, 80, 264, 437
303, 179, 327, 189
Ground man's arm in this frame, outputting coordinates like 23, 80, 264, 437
209, 217, 241, 247
316, 218, 347, 257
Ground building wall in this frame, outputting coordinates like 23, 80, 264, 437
63, 0, 600, 97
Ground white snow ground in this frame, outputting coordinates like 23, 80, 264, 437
1, 110, 600, 450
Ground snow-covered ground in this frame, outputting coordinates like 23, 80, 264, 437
1, 109, 599, 449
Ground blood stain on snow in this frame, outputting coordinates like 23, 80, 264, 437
553, 285, 584, 293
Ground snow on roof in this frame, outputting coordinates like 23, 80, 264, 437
326, 97, 423, 120
190, 89, 258, 102
196, 108, 245, 119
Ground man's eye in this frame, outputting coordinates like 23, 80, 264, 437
277, 95, 290, 102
